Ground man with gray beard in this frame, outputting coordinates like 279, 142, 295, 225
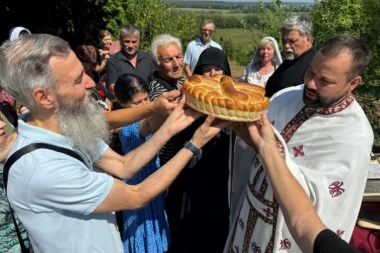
0, 34, 229, 253
265, 15, 318, 98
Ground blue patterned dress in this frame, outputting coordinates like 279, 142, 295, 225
119, 122, 170, 253
0, 162, 30, 253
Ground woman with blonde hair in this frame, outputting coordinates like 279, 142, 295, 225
239, 36, 282, 87
98, 29, 120, 56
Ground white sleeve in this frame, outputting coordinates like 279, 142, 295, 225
183, 42, 192, 65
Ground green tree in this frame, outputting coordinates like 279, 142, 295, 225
254, 0, 294, 46
310, 0, 380, 145
103, 0, 200, 51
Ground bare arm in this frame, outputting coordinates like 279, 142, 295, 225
105, 90, 180, 129
184, 64, 192, 78
247, 113, 325, 253
94, 113, 230, 212
95, 54, 109, 74
96, 95, 200, 179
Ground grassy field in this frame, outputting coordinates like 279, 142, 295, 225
214, 28, 263, 43
230, 64, 245, 80
177, 8, 253, 18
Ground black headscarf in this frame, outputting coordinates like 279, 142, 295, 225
193, 47, 231, 77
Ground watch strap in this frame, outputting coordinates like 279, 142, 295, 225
184, 141, 202, 157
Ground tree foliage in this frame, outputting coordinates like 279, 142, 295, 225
103, 0, 200, 51
1, 0, 106, 47
310, 0, 380, 145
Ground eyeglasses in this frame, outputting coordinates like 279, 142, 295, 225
201, 29, 214, 34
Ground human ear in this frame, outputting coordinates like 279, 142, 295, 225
32, 88, 55, 110
348, 76, 362, 91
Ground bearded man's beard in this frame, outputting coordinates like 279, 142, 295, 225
55, 91, 112, 157
284, 49, 295, 61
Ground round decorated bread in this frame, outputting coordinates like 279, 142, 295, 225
183, 74, 270, 122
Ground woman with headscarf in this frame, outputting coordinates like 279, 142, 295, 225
193, 47, 231, 77
239, 36, 282, 87
184, 47, 231, 253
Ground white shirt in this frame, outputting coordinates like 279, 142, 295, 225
184, 38, 222, 72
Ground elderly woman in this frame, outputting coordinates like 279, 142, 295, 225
239, 36, 282, 87
0, 114, 31, 252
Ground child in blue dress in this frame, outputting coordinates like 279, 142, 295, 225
114, 74, 170, 253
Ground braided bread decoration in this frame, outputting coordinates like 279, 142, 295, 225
183, 74, 270, 122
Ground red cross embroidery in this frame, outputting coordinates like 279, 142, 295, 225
292, 145, 305, 157
329, 181, 345, 198
262, 207, 273, 218
279, 239, 291, 250
336, 229, 345, 237
251, 242, 262, 253
253, 156, 260, 168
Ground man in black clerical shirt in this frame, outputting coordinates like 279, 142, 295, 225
265, 15, 318, 98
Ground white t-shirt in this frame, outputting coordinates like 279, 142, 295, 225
7, 116, 123, 253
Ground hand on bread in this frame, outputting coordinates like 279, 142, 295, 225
246, 112, 277, 155
152, 90, 181, 117
161, 95, 204, 137
190, 114, 231, 149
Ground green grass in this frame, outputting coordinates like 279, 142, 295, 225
214, 28, 263, 43
176, 8, 257, 18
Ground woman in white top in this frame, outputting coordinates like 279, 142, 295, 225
239, 36, 282, 87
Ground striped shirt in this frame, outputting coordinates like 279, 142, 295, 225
149, 72, 186, 165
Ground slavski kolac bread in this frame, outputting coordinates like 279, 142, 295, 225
183, 74, 270, 122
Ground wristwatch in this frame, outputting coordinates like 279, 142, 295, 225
184, 140, 202, 158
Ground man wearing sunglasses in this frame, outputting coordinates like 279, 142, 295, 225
184, 19, 222, 78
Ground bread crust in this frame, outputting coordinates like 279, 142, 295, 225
183, 74, 270, 122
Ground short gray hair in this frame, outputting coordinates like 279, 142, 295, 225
281, 15, 313, 37
151, 34, 182, 65
0, 34, 70, 111
120, 24, 140, 41
199, 19, 216, 30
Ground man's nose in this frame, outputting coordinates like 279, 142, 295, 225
172, 58, 179, 67
84, 74, 95, 89
305, 77, 317, 90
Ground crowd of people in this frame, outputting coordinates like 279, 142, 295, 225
0, 15, 375, 253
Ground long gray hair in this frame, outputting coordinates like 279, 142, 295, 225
0, 34, 71, 111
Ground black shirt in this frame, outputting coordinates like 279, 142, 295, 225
149, 72, 185, 165
265, 47, 318, 98
313, 229, 360, 253
106, 50, 155, 86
